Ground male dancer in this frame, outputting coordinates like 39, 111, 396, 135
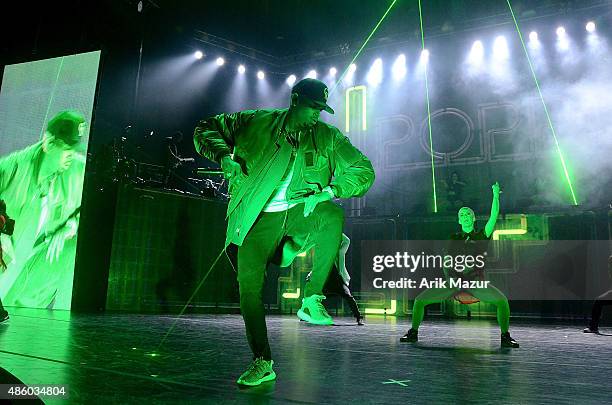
400, 182, 519, 348
194, 78, 374, 386
305, 233, 363, 325
583, 255, 612, 334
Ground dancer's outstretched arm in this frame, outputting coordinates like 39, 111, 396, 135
484, 182, 501, 238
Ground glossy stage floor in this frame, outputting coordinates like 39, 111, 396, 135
0, 308, 611, 404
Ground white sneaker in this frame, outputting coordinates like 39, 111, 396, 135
297, 294, 333, 325
236, 358, 276, 386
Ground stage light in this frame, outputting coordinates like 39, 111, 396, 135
329, 67, 337, 76
556, 26, 566, 37
493, 36, 509, 60
343, 63, 357, 85
286, 74, 297, 86
216, 57, 225, 66
420, 49, 429, 63
306, 70, 317, 79
586, 20, 602, 51
238, 65, 246, 74
415, 49, 429, 76
528, 31, 541, 51
556, 26, 569, 51
586, 21, 596, 33
257, 70, 265, 80
194, 51, 203, 60
392, 54, 407, 80
468, 40, 484, 65
366, 58, 383, 86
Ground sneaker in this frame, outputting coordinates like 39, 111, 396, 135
236, 358, 276, 386
0, 312, 8, 323
297, 294, 333, 325
501, 332, 519, 348
583, 327, 599, 334
357, 317, 364, 326
400, 328, 418, 343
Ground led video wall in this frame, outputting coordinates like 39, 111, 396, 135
0, 50, 101, 310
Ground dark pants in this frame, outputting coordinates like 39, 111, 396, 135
322, 270, 361, 320
237, 201, 344, 360
589, 289, 612, 330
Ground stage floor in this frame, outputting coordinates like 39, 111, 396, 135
0, 308, 611, 404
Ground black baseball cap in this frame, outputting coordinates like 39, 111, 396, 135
46, 110, 86, 148
291, 78, 334, 114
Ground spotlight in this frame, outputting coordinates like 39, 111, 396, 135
216, 57, 225, 66
366, 58, 383, 86
416, 49, 430, 76
329, 67, 337, 76
493, 36, 509, 60
238, 65, 246, 74
343, 63, 357, 84
306, 70, 317, 79
392, 54, 407, 80
286, 74, 297, 86
528, 31, 541, 51
586, 21, 601, 49
556, 26, 566, 37
586, 21, 596, 33
194, 51, 203, 60
420, 49, 429, 62
257, 70, 265, 80
556, 26, 569, 51
468, 40, 484, 65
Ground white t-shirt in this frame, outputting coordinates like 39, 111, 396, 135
263, 152, 298, 212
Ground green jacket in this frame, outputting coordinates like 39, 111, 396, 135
194, 108, 375, 250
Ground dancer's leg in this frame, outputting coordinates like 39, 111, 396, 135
237, 212, 285, 360
467, 284, 510, 333
588, 289, 612, 331
411, 288, 457, 330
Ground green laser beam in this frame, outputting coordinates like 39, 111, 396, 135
418, 0, 438, 213
506, 0, 578, 205
330, 0, 398, 95
156, 248, 226, 351
0, 348, 210, 389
